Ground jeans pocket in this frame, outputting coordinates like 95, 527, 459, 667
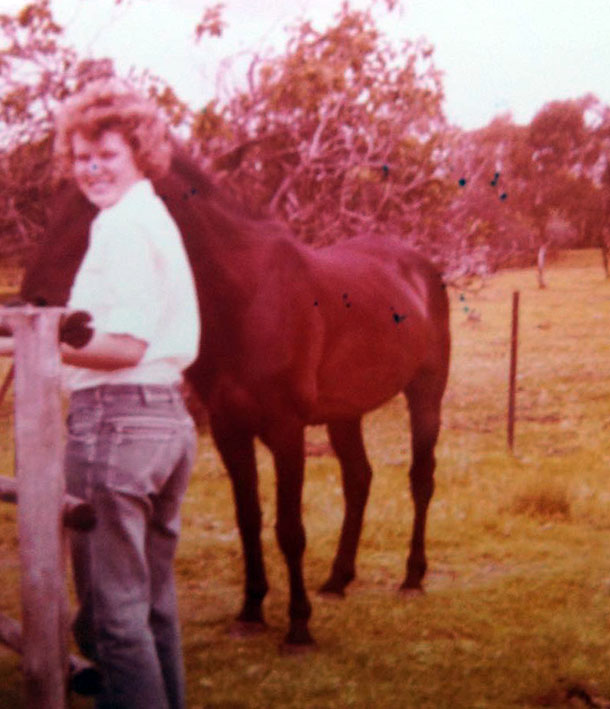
103, 417, 184, 497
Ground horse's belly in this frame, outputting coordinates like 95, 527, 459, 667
310, 355, 418, 421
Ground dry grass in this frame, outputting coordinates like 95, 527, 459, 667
508, 478, 571, 520
1, 250, 610, 707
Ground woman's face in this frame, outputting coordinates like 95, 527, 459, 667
72, 130, 144, 209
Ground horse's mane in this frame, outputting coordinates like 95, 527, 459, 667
162, 146, 293, 249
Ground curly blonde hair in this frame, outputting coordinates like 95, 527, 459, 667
54, 78, 172, 180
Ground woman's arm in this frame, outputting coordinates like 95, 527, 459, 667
61, 332, 147, 370
0, 333, 147, 370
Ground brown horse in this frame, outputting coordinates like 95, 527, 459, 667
21, 148, 450, 649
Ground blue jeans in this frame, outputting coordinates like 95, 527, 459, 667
65, 384, 196, 709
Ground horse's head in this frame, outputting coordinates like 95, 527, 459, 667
20, 182, 97, 306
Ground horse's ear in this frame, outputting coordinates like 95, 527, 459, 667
213, 144, 249, 172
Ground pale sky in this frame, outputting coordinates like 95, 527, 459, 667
2, 0, 610, 129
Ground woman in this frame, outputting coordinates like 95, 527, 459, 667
6, 79, 201, 708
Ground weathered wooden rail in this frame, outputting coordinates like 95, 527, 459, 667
0, 306, 99, 707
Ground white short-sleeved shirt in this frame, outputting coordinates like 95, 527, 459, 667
63, 179, 201, 391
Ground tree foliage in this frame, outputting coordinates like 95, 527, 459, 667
192, 3, 449, 249
439, 117, 526, 279
507, 96, 608, 284
0, 0, 69, 257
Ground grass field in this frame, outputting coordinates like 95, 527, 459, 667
0, 250, 609, 708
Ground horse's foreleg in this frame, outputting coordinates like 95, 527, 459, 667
402, 377, 444, 592
267, 422, 313, 648
210, 420, 268, 631
319, 418, 372, 597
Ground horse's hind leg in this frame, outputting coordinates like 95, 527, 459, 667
209, 417, 268, 632
402, 372, 445, 592
319, 418, 372, 597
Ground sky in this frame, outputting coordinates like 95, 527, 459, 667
2, 0, 610, 130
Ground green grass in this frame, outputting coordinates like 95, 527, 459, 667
1, 250, 610, 707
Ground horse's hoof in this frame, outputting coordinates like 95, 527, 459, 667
280, 623, 316, 654
318, 590, 345, 601
279, 638, 317, 656
398, 584, 425, 599
317, 583, 346, 599
228, 620, 267, 638
318, 572, 353, 597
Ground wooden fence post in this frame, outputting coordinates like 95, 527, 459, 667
507, 292, 520, 452
1, 306, 69, 708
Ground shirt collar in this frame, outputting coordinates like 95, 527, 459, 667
97, 178, 155, 215
119, 178, 155, 204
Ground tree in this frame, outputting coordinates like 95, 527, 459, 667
509, 96, 603, 287
439, 115, 535, 280
0, 1, 67, 257
590, 101, 610, 278
191, 2, 449, 252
